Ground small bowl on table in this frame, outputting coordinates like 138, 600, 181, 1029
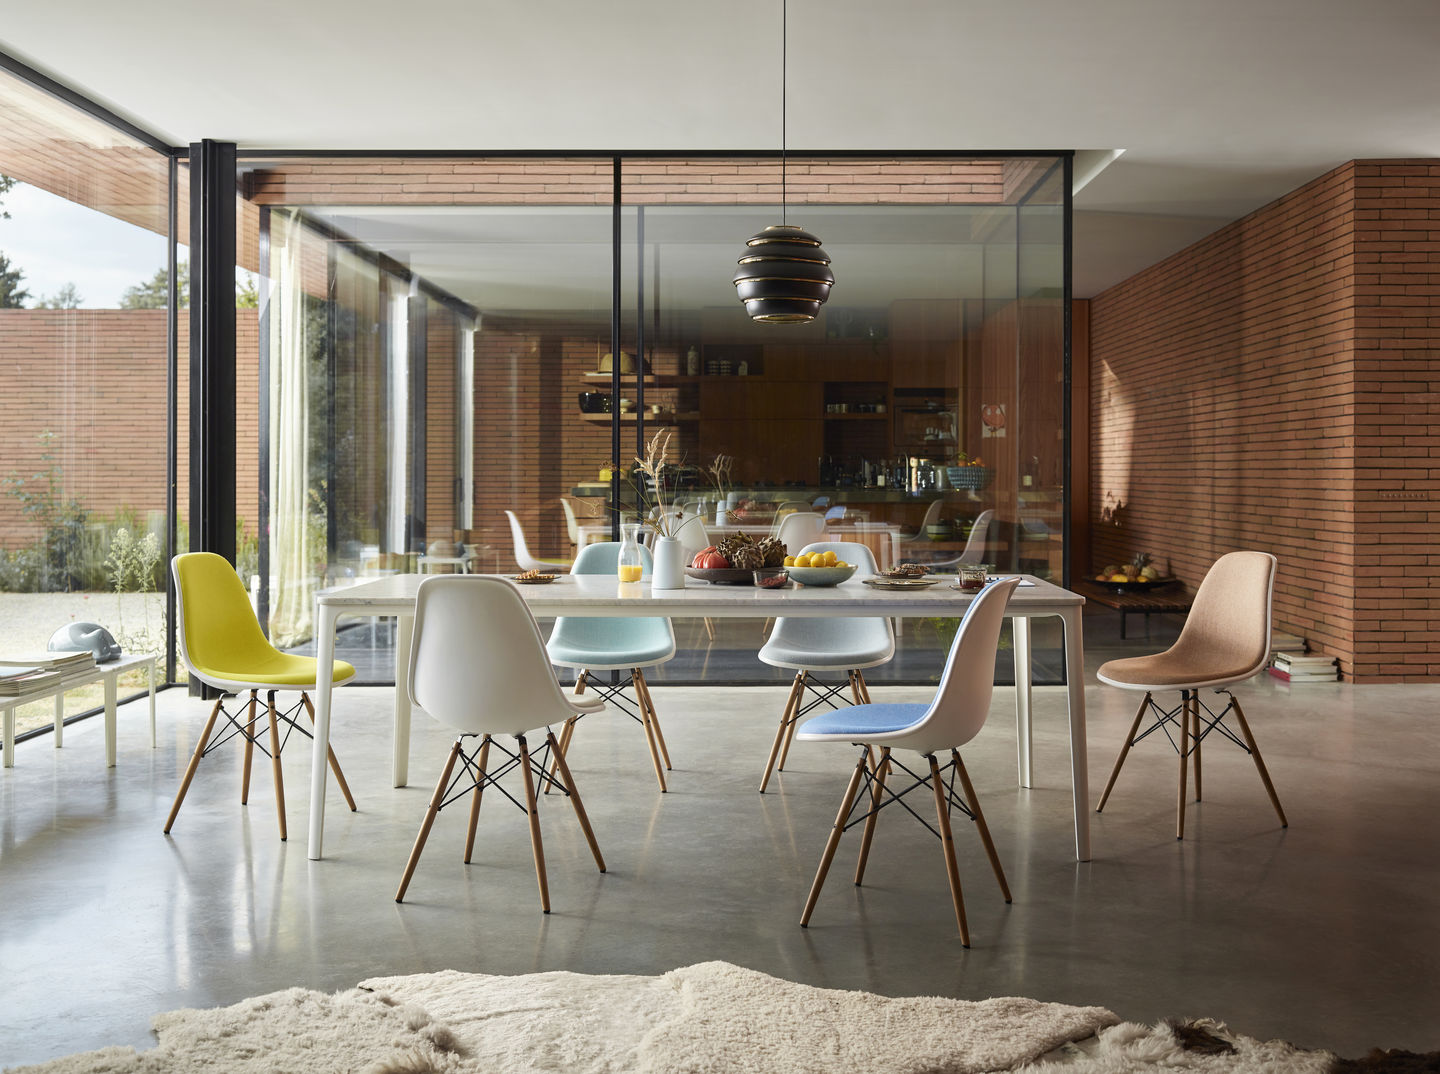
753, 567, 791, 589
787, 563, 858, 587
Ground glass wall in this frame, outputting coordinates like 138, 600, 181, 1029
236, 153, 1067, 684
0, 67, 174, 737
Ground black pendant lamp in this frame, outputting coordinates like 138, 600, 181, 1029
733, 0, 833, 324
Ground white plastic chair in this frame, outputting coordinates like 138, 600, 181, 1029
505, 509, 573, 573
921, 510, 996, 570
1095, 550, 1287, 840
774, 510, 827, 554
890, 499, 946, 558
545, 541, 678, 791
395, 575, 606, 911
558, 497, 581, 550
795, 576, 1021, 944
755, 541, 894, 792
673, 513, 711, 559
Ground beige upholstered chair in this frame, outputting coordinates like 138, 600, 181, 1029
1095, 550, 1288, 839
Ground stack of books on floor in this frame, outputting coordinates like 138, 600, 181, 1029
0, 651, 96, 695
1268, 651, 1338, 683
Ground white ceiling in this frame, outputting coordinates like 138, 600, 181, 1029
2, 0, 1437, 297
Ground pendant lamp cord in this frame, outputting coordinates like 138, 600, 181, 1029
781, 0, 788, 226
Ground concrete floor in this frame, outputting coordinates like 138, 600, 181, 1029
1, 615, 1438, 1068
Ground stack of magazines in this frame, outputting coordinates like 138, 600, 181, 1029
0, 651, 97, 695
1267, 652, 1338, 683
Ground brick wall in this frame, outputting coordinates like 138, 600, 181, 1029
1088, 159, 1439, 682
0, 308, 263, 553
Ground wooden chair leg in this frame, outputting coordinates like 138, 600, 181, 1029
266, 691, 288, 841
954, 749, 1010, 902
547, 730, 605, 873
1230, 696, 1288, 827
517, 735, 551, 913
396, 738, 464, 902
848, 669, 865, 706
164, 695, 224, 833
544, 675, 587, 793
929, 753, 971, 946
854, 669, 873, 705
1176, 692, 1191, 840
1096, 692, 1151, 812
800, 747, 869, 927
302, 693, 356, 812
464, 736, 492, 864
1192, 693, 1203, 803
631, 671, 668, 794
760, 671, 805, 793
777, 672, 808, 773
634, 668, 672, 770
854, 747, 890, 885
240, 691, 257, 805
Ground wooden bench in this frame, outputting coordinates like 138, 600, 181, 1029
1, 653, 158, 769
1076, 581, 1193, 639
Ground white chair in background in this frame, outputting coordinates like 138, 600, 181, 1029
755, 541, 894, 792
395, 575, 606, 911
505, 509, 572, 573
774, 510, 827, 554
795, 576, 1021, 944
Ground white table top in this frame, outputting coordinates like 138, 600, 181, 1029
317, 572, 1082, 619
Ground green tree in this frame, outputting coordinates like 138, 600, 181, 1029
121, 261, 188, 308
36, 282, 83, 309
236, 270, 259, 308
0, 174, 15, 218
0, 250, 29, 308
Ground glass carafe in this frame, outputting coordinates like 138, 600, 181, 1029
617, 522, 644, 583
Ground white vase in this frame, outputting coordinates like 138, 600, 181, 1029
715, 505, 728, 526
652, 535, 686, 589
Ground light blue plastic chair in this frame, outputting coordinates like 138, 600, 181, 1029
755, 541, 894, 793
796, 576, 1021, 945
545, 541, 677, 791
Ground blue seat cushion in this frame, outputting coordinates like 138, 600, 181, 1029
547, 616, 675, 670
799, 703, 927, 738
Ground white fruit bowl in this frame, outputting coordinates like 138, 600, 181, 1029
786, 564, 858, 587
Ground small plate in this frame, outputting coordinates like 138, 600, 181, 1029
512, 574, 558, 585
861, 577, 940, 590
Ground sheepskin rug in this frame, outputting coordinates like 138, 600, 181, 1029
7, 960, 1347, 1074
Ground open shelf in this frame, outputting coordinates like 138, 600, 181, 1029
578, 411, 702, 425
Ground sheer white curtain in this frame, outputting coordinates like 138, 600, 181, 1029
267, 209, 315, 647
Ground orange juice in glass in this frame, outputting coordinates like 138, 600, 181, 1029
618, 523, 644, 582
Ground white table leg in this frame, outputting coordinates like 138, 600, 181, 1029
104, 671, 118, 767
392, 614, 414, 788
148, 657, 157, 747
1013, 614, 1033, 788
307, 603, 341, 860
54, 692, 64, 747
1061, 607, 1091, 861
2, 703, 14, 768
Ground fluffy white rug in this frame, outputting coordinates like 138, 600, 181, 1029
6, 961, 1337, 1074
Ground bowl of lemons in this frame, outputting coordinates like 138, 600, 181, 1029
784, 550, 858, 587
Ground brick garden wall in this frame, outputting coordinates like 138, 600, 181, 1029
1088, 159, 1439, 682
0, 308, 263, 554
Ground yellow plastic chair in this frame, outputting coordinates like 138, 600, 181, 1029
165, 552, 357, 840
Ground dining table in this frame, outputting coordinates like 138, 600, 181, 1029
575, 520, 902, 569
306, 573, 1090, 863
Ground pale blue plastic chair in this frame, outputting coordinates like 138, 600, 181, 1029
545, 541, 677, 791
755, 541, 894, 793
796, 576, 1021, 945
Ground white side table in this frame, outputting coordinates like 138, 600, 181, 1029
1, 653, 158, 768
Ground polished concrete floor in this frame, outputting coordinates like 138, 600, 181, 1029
2, 612, 1438, 1068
